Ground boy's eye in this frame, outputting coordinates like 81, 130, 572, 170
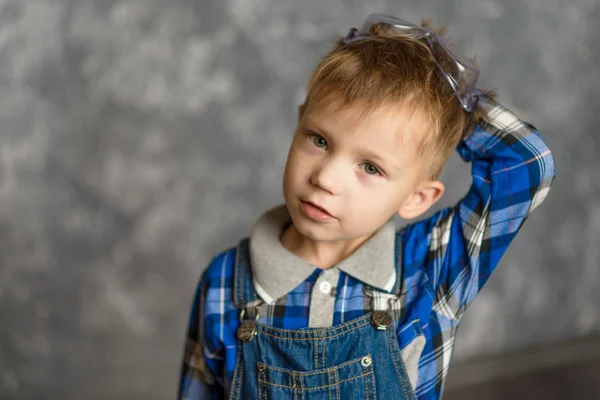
361, 162, 381, 176
311, 134, 328, 149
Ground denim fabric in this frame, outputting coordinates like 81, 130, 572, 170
230, 245, 416, 400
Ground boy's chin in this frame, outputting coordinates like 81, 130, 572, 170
289, 214, 341, 241
291, 216, 368, 244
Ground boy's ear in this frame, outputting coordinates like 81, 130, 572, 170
397, 181, 445, 220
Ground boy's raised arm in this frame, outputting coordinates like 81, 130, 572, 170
424, 98, 556, 320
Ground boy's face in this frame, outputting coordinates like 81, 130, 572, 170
283, 102, 444, 243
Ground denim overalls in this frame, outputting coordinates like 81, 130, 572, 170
228, 238, 417, 400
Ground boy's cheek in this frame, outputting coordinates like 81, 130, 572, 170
288, 147, 318, 172
295, 137, 321, 156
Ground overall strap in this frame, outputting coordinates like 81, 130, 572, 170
391, 228, 405, 296
232, 238, 262, 313
368, 228, 407, 326
232, 238, 264, 342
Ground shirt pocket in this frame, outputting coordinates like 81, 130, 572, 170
396, 319, 426, 391
257, 354, 377, 400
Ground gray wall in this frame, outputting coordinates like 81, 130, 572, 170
0, 0, 598, 399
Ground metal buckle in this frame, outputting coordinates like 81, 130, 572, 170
371, 310, 393, 330
363, 285, 396, 331
237, 306, 260, 342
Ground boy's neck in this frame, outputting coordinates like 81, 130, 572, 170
280, 223, 373, 270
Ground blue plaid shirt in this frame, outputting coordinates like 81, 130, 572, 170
179, 99, 556, 399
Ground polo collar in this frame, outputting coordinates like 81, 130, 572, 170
249, 205, 398, 304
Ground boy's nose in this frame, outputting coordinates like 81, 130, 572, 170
310, 161, 341, 194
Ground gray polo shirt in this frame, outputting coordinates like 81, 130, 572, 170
249, 204, 399, 328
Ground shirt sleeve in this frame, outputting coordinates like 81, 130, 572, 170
426, 98, 556, 321
178, 272, 225, 400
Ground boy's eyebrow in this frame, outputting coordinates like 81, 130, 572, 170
359, 150, 392, 165
359, 149, 401, 171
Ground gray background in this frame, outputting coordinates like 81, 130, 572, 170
0, 0, 598, 399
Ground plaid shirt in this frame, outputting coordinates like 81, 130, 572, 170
179, 99, 556, 399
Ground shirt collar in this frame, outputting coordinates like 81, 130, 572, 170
249, 204, 398, 304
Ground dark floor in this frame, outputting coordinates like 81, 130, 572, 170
444, 356, 600, 400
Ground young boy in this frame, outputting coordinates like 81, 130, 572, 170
178, 14, 555, 400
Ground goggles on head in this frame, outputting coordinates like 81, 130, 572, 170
344, 13, 481, 113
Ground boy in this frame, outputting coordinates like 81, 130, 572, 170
178, 14, 555, 400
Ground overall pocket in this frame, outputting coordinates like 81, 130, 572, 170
257, 354, 377, 400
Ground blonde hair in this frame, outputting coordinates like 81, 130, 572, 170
303, 21, 494, 180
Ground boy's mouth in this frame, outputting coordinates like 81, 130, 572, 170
306, 200, 331, 214
300, 200, 337, 222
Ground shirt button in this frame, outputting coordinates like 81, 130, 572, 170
319, 281, 332, 294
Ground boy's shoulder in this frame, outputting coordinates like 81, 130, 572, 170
200, 240, 247, 288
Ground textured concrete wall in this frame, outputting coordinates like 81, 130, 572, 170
0, 0, 598, 398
